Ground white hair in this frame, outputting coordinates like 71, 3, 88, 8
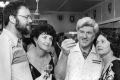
76, 17, 99, 34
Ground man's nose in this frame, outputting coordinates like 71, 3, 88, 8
83, 33, 87, 38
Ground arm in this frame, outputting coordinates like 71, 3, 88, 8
54, 51, 68, 80
0, 38, 11, 80
54, 39, 76, 80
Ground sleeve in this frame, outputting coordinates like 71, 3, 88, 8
112, 60, 120, 80
0, 37, 12, 80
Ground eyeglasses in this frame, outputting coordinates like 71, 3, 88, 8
17, 15, 32, 20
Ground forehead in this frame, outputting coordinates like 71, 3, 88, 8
97, 35, 107, 41
79, 26, 94, 32
39, 33, 52, 38
17, 6, 31, 15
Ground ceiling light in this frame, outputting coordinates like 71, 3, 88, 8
34, 0, 40, 15
0, 1, 9, 7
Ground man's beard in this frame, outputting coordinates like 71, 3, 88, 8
15, 19, 31, 36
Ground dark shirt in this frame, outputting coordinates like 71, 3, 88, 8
29, 53, 55, 80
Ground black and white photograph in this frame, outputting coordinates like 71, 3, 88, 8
0, 0, 120, 80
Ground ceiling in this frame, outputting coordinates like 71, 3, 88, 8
1, 0, 105, 12
25, 0, 105, 13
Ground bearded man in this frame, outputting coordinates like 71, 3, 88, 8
0, 1, 33, 80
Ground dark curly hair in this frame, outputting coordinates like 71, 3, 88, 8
30, 24, 56, 46
96, 29, 120, 57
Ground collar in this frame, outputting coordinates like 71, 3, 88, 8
2, 29, 19, 46
90, 45, 96, 54
71, 42, 96, 54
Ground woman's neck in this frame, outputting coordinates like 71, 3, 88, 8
102, 51, 116, 67
35, 46, 47, 58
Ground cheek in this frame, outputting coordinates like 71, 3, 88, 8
89, 34, 95, 40
77, 34, 81, 40
106, 45, 111, 51
102, 44, 111, 53
38, 36, 44, 42
37, 39, 43, 45
37, 40, 41, 46
101, 48, 110, 55
19, 19, 27, 26
48, 40, 52, 47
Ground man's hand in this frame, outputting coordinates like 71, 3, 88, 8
61, 39, 76, 56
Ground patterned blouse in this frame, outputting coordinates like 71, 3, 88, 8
29, 52, 55, 80
99, 59, 120, 80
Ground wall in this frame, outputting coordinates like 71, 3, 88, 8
82, 0, 120, 27
32, 12, 82, 33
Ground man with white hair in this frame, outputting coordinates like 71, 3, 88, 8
55, 17, 102, 80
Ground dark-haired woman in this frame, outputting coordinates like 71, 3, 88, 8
96, 31, 120, 80
27, 24, 57, 80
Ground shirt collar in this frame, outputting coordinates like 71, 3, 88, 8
90, 45, 96, 54
71, 42, 96, 54
2, 29, 19, 46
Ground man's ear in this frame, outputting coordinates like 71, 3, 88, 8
9, 15, 16, 24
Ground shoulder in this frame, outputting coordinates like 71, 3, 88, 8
112, 59, 120, 64
111, 59, 120, 79
27, 48, 35, 61
0, 33, 11, 48
0, 32, 9, 41
0, 29, 13, 45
